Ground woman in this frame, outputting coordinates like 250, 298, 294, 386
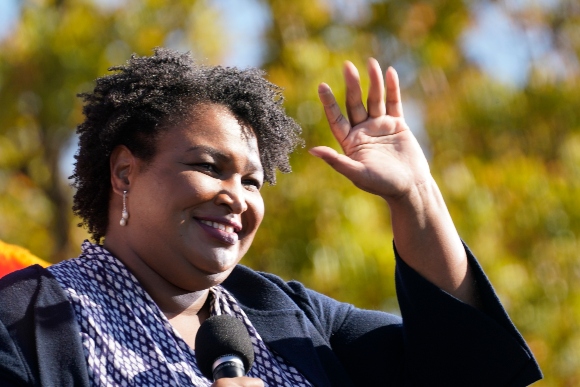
0, 49, 541, 386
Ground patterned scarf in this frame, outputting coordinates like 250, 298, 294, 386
48, 241, 312, 386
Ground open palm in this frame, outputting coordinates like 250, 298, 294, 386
311, 59, 431, 201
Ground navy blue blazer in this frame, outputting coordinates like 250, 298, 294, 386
0, 246, 541, 386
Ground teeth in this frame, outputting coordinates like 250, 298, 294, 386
201, 220, 235, 233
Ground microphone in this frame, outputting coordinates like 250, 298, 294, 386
195, 315, 255, 381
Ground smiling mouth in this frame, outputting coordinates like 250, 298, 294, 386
199, 220, 236, 234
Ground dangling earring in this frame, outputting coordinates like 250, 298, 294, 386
120, 190, 129, 226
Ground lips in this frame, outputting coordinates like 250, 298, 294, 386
196, 218, 240, 245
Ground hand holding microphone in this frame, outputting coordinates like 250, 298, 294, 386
211, 377, 264, 387
195, 315, 263, 386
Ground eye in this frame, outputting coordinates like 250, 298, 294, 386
243, 177, 262, 190
197, 163, 216, 172
183, 162, 217, 173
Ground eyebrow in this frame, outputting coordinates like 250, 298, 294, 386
186, 145, 229, 163
185, 145, 264, 174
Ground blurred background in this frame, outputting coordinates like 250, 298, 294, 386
0, 0, 578, 385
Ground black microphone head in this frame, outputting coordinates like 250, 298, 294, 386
195, 314, 254, 380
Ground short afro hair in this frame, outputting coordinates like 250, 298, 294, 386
72, 48, 303, 242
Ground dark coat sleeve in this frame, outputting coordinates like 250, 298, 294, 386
286, 245, 542, 386
0, 265, 90, 387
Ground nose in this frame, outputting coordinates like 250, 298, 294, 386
214, 177, 248, 214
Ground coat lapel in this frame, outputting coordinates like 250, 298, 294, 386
223, 265, 354, 387
243, 309, 333, 387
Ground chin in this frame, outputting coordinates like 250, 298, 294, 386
184, 267, 234, 291
198, 252, 240, 275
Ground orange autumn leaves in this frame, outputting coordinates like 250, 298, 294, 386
0, 240, 48, 278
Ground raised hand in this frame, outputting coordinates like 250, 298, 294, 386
310, 58, 430, 202
312, 58, 478, 307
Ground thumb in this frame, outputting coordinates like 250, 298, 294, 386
309, 146, 364, 180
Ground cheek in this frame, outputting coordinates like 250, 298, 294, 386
238, 194, 264, 257
247, 193, 265, 232
132, 173, 218, 222
165, 172, 219, 206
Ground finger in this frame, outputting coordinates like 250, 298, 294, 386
385, 66, 404, 118
318, 83, 351, 144
309, 146, 365, 180
366, 58, 386, 118
343, 61, 368, 126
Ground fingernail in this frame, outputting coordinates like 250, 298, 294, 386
318, 83, 331, 93
308, 148, 322, 157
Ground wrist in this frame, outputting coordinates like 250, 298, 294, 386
383, 176, 445, 222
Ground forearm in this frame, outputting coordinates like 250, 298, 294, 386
385, 176, 479, 307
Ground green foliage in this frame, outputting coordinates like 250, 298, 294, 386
1, 0, 579, 385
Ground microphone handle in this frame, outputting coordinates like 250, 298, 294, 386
213, 355, 246, 380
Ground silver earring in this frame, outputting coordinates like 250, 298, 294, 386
120, 190, 129, 226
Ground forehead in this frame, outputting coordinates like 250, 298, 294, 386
159, 104, 262, 165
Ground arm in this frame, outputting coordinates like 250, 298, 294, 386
310, 59, 541, 385
324, 249, 542, 386
310, 59, 477, 306
230, 261, 541, 385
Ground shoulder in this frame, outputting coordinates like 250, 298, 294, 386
0, 265, 54, 300
0, 264, 47, 286
0, 265, 90, 386
0, 266, 67, 384
0, 264, 69, 323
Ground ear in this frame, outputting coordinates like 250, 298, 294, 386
110, 145, 137, 195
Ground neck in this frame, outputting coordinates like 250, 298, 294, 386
159, 289, 211, 318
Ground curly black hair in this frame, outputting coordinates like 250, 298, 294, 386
72, 48, 303, 242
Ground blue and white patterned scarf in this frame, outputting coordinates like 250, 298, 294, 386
48, 241, 312, 387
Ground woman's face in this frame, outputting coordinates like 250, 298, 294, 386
121, 104, 265, 291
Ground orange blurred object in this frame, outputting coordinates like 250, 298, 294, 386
0, 240, 49, 278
